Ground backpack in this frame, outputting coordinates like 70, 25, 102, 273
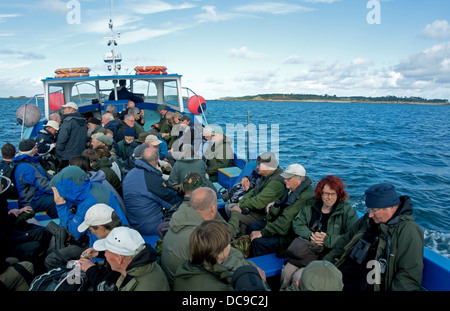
29, 266, 88, 291
0, 161, 26, 200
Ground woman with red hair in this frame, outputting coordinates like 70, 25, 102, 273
292, 175, 359, 256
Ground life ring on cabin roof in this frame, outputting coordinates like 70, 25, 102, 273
135, 71, 167, 75
55, 73, 90, 78
134, 66, 167, 72
55, 67, 90, 74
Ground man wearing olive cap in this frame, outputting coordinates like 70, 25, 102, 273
324, 183, 424, 291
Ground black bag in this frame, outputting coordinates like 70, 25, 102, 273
0, 161, 26, 200
29, 266, 88, 291
286, 237, 323, 268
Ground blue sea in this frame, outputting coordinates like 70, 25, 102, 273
2, 98, 450, 258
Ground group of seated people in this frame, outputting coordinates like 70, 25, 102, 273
0, 101, 425, 292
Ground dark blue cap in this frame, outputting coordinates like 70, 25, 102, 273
365, 183, 400, 209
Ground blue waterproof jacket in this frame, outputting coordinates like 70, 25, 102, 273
50, 166, 129, 247
13, 154, 53, 207
122, 159, 181, 235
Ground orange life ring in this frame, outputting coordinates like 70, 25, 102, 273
55, 67, 90, 74
134, 66, 167, 72
135, 71, 167, 75
55, 73, 90, 78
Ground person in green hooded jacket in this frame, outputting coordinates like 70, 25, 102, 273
248, 164, 315, 257
173, 220, 263, 291
324, 183, 424, 291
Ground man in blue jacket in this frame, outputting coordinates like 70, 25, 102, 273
45, 165, 129, 270
122, 146, 182, 236
13, 139, 58, 218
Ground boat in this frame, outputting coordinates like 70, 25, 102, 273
7, 18, 450, 292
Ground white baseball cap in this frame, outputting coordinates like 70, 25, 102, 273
93, 227, 145, 256
61, 102, 78, 110
78, 203, 114, 232
45, 120, 60, 131
280, 164, 306, 178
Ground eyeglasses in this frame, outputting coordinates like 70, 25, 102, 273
322, 192, 337, 198
367, 208, 381, 215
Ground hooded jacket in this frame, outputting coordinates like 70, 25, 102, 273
168, 158, 217, 193
55, 112, 87, 160
49, 166, 129, 247
13, 154, 53, 207
160, 203, 241, 286
111, 245, 170, 291
122, 159, 177, 235
92, 156, 122, 195
261, 176, 316, 256
324, 195, 424, 291
293, 196, 359, 255
239, 166, 286, 211
173, 261, 235, 291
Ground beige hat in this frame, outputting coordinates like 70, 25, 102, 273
45, 120, 60, 131
145, 134, 162, 146
280, 164, 306, 179
61, 102, 78, 110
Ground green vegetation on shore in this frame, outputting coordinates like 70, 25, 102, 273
218, 94, 450, 105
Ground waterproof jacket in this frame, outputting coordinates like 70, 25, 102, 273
35, 128, 57, 156
115, 245, 170, 291
202, 136, 233, 177
293, 197, 359, 255
160, 203, 241, 285
261, 177, 316, 256
122, 159, 180, 235
92, 156, 122, 195
103, 120, 119, 141
88, 170, 126, 216
168, 158, 217, 193
49, 166, 129, 247
173, 255, 251, 291
324, 196, 424, 291
239, 166, 286, 211
55, 112, 87, 160
13, 154, 53, 207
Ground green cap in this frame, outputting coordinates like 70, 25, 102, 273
182, 172, 203, 192
299, 260, 343, 291
157, 105, 167, 112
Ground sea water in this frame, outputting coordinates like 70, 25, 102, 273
1, 98, 449, 258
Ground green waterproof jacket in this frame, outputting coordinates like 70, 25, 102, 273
292, 197, 359, 255
202, 136, 233, 178
92, 156, 122, 195
160, 203, 241, 285
173, 251, 256, 291
261, 177, 315, 256
239, 166, 286, 211
324, 195, 424, 291
116, 245, 170, 291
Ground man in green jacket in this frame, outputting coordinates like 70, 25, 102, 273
324, 183, 424, 291
93, 226, 170, 291
160, 187, 243, 287
233, 152, 286, 235
249, 163, 315, 257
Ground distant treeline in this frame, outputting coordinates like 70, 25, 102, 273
219, 93, 449, 104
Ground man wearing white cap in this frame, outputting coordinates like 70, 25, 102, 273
75, 204, 124, 291
55, 102, 87, 170
248, 163, 315, 257
93, 227, 170, 291
35, 120, 59, 171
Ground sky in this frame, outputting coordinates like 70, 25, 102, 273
1, 0, 450, 100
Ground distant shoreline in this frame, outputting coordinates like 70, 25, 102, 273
2, 95, 449, 106
216, 94, 450, 106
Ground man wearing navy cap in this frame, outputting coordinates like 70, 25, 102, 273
324, 183, 424, 291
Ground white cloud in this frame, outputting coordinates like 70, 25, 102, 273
0, 13, 21, 23
283, 55, 304, 64
40, 0, 67, 14
119, 26, 185, 45
420, 20, 450, 40
228, 47, 266, 59
235, 2, 314, 15
126, 0, 196, 15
